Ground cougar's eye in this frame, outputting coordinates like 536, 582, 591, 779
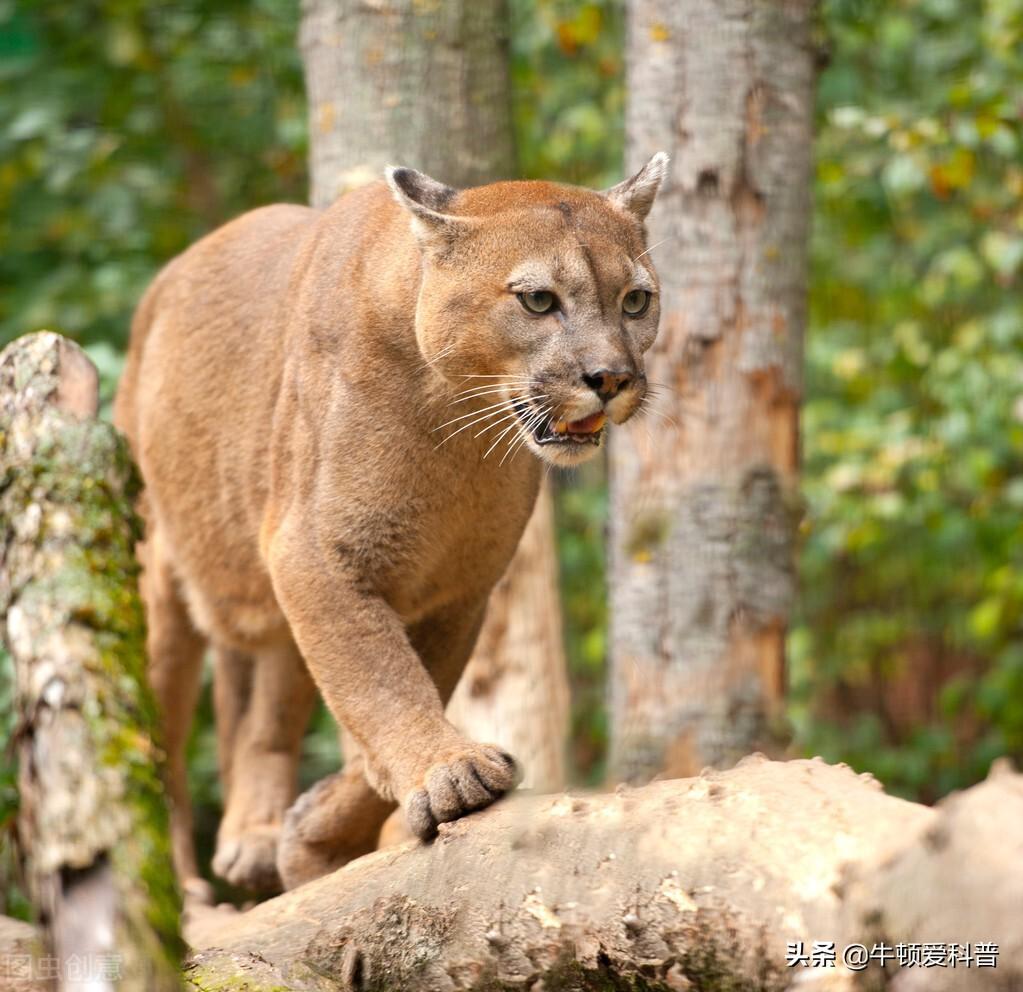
623, 289, 651, 316
518, 290, 556, 315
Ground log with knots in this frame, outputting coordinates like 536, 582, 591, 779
0, 332, 1020, 992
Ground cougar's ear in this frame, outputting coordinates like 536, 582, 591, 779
603, 152, 670, 222
386, 166, 471, 252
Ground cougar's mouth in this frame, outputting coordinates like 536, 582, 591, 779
516, 402, 606, 447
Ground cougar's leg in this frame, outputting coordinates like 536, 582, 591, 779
212, 645, 253, 803
142, 533, 211, 904
276, 600, 492, 889
211, 638, 316, 893
276, 751, 396, 890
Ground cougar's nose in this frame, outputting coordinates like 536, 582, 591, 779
582, 369, 633, 402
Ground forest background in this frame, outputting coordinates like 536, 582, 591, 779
1, 0, 1022, 889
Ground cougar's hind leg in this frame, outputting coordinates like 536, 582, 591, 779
212, 645, 253, 803
277, 748, 397, 890
142, 533, 212, 904
211, 638, 316, 893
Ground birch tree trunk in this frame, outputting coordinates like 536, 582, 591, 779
299, 0, 569, 793
608, 2, 815, 783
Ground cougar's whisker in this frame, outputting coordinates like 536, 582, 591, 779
500, 422, 537, 466
450, 373, 536, 381
431, 396, 518, 433
483, 412, 528, 460
472, 406, 535, 441
448, 383, 540, 405
643, 385, 706, 421
632, 235, 675, 262
639, 404, 682, 432
473, 403, 541, 439
645, 379, 684, 395
486, 402, 548, 461
500, 405, 551, 466
434, 402, 518, 450
417, 341, 458, 371
506, 408, 554, 465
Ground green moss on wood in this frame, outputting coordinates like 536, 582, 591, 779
0, 391, 183, 975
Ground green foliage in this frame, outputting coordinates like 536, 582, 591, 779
0, 0, 307, 351
791, 0, 1023, 799
555, 465, 610, 784
510, 0, 624, 188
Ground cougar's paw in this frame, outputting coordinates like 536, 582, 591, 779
279, 770, 348, 845
277, 826, 356, 892
181, 875, 216, 907
211, 826, 282, 894
277, 771, 396, 890
403, 743, 520, 840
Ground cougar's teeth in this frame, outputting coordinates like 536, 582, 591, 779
553, 420, 569, 434
567, 412, 606, 434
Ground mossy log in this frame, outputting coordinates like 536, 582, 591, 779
0, 332, 182, 990
185, 756, 1021, 992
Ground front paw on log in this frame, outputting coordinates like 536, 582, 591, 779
403, 743, 521, 840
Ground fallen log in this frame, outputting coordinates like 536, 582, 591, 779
0, 332, 182, 991
2, 332, 1017, 992
185, 756, 1022, 991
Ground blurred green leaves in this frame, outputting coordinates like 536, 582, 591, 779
0, 0, 307, 350
510, 0, 623, 187
792, 0, 1023, 799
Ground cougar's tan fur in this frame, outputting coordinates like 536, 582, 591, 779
114, 155, 668, 895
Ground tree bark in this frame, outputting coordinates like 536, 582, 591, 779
608, 1, 815, 783
183, 757, 1023, 991
0, 914, 45, 991
299, 0, 516, 206
0, 332, 182, 991
446, 490, 569, 792
300, 0, 569, 793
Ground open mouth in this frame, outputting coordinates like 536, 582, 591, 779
517, 403, 607, 447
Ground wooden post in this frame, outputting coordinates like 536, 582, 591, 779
0, 332, 182, 990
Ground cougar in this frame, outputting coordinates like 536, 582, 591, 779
113, 153, 668, 895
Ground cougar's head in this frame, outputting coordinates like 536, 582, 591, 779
387, 154, 669, 467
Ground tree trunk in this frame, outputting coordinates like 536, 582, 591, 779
0, 332, 181, 991
608, 1, 815, 783
300, 0, 569, 792
446, 489, 569, 792
184, 757, 1023, 991
300, 0, 516, 206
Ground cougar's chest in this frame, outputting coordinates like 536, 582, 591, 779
378, 444, 540, 624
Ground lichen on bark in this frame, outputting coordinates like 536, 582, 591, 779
0, 332, 182, 988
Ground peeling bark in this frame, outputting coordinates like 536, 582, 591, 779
300, 0, 569, 793
609, 1, 815, 782
184, 757, 1023, 991
0, 332, 182, 990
